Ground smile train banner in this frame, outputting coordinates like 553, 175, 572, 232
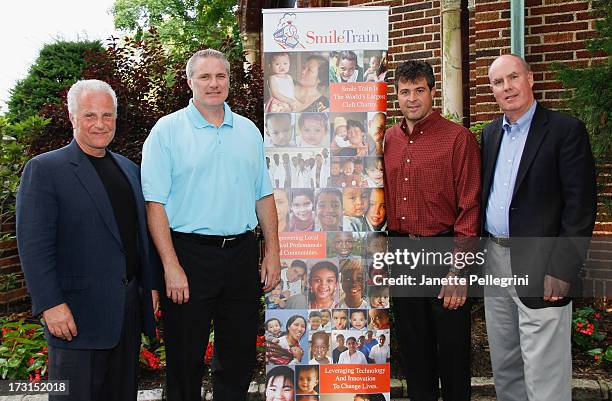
262, 7, 390, 401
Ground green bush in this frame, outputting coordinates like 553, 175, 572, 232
0, 319, 48, 380
554, 0, 612, 159
0, 116, 49, 240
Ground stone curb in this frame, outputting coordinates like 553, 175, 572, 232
0, 378, 608, 401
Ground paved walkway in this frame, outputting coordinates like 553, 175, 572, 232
0, 377, 609, 401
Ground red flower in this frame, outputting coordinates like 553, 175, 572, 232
155, 309, 162, 319
256, 336, 264, 347
27, 357, 35, 366
594, 354, 601, 361
594, 313, 601, 319
576, 322, 583, 328
205, 342, 214, 365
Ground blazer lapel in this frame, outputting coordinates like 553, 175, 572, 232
68, 141, 123, 246
512, 104, 549, 200
483, 118, 504, 198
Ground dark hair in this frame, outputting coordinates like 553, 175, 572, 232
339, 50, 358, 63
346, 119, 365, 133
291, 188, 314, 204
285, 314, 306, 331
315, 188, 342, 208
265, 318, 282, 330
309, 261, 339, 283
350, 309, 367, 318
305, 55, 330, 87
394, 60, 435, 90
290, 259, 308, 271
266, 366, 294, 388
309, 310, 322, 319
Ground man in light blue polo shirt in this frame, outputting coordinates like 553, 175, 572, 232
141, 48, 280, 401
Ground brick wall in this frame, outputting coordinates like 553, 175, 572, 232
0, 220, 27, 305
472, 0, 607, 123
328, 0, 611, 296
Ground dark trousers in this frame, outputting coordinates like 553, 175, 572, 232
48, 279, 141, 401
392, 297, 471, 401
163, 231, 261, 401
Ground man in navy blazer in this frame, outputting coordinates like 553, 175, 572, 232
16, 80, 159, 401
481, 55, 597, 401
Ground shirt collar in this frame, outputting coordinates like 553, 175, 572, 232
187, 99, 234, 129
502, 100, 537, 134
400, 109, 442, 135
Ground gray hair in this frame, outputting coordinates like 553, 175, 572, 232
186, 49, 231, 79
67, 80, 117, 115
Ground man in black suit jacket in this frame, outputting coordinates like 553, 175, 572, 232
481, 55, 596, 401
16, 80, 160, 401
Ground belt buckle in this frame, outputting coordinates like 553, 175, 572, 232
221, 236, 237, 248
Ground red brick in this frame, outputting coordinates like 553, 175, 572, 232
0, 287, 28, 305
0, 255, 20, 268
403, 42, 426, 51
424, 25, 438, 33
478, 38, 511, 48
530, 42, 582, 53
401, 11, 427, 20
588, 249, 612, 260
525, 16, 543, 25
390, 30, 402, 38
577, 49, 608, 58
476, 21, 511, 31
530, 22, 588, 34
544, 91, 565, 100
576, 11, 595, 21
589, 269, 612, 280
525, 36, 542, 45
544, 32, 575, 43
477, 11, 502, 22
544, 14, 575, 24
478, 2, 510, 12
394, 17, 433, 29
404, 27, 425, 36
525, 0, 543, 5
393, 36, 420, 46
535, 81, 564, 90
476, 30, 501, 39
389, 45, 403, 54
576, 31, 600, 40
426, 41, 439, 49
530, 3, 588, 16
389, 14, 402, 23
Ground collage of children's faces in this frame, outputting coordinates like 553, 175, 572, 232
264, 47, 390, 399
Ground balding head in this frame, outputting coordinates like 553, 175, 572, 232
488, 54, 535, 123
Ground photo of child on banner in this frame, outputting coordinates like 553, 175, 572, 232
263, 6, 389, 398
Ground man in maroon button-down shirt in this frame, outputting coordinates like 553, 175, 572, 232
383, 60, 481, 401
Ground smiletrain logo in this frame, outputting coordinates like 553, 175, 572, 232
273, 13, 306, 49
273, 12, 383, 50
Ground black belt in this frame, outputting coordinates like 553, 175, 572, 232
171, 230, 253, 248
487, 232, 511, 248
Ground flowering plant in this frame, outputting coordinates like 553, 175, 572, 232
572, 306, 610, 365
0, 319, 48, 380
139, 308, 165, 370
